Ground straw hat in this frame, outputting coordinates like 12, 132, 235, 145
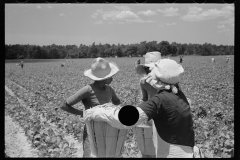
84, 57, 119, 81
151, 59, 184, 85
140, 51, 161, 68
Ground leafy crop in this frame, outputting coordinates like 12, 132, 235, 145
5, 56, 234, 158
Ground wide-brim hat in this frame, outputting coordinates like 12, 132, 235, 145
84, 57, 119, 81
151, 59, 184, 84
140, 51, 161, 68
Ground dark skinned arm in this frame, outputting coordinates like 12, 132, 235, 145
60, 101, 83, 117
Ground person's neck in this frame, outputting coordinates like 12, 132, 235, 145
93, 81, 106, 91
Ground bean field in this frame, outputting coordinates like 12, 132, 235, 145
5, 55, 234, 158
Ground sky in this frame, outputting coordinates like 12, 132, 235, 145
5, 4, 234, 46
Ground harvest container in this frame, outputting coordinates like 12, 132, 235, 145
85, 120, 128, 157
133, 120, 156, 158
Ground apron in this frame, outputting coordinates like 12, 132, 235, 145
152, 121, 194, 158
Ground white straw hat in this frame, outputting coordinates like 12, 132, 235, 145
135, 51, 162, 75
84, 57, 119, 81
151, 59, 184, 84
140, 51, 161, 68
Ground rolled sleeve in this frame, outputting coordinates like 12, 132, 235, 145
66, 86, 90, 106
138, 94, 161, 121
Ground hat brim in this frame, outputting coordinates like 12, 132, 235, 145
138, 63, 155, 68
144, 63, 155, 68
84, 62, 119, 81
153, 60, 184, 84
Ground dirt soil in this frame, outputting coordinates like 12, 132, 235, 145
5, 115, 38, 157
5, 84, 83, 158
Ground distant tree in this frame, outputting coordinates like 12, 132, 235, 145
137, 41, 147, 56
78, 44, 89, 58
202, 43, 212, 56
112, 44, 123, 57
5, 45, 18, 59
65, 45, 78, 58
96, 43, 104, 57
5, 41, 234, 59
173, 43, 182, 56
104, 48, 112, 58
125, 44, 138, 57
146, 41, 158, 52
88, 42, 98, 58
158, 41, 171, 56
59, 46, 67, 58
170, 42, 178, 56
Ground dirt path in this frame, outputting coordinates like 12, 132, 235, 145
5, 115, 38, 157
5, 84, 38, 157
5, 83, 83, 157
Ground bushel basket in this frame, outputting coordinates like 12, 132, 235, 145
86, 120, 128, 157
133, 120, 156, 158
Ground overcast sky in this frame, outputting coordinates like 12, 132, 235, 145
5, 4, 234, 46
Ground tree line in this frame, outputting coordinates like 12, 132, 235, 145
5, 41, 234, 59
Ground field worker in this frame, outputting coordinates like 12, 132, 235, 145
20, 61, 24, 69
211, 58, 215, 63
226, 56, 230, 63
134, 51, 161, 157
135, 51, 183, 101
134, 52, 189, 158
84, 59, 201, 158
179, 55, 183, 63
135, 52, 162, 100
60, 57, 121, 157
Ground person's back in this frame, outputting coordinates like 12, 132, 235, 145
67, 84, 119, 110
61, 57, 120, 157
135, 52, 161, 157
147, 90, 194, 157
136, 59, 194, 157
140, 77, 158, 101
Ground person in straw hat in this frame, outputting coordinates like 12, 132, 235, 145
135, 51, 163, 101
60, 57, 121, 157
134, 51, 187, 157
179, 55, 184, 63
226, 56, 230, 63
134, 51, 162, 157
134, 51, 162, 75
20, 61, 24, 69
84, 58, 203, 158
135, 52, 185, 118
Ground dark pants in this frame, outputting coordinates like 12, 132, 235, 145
83, 124, 91, 157
142, 154, 155, 158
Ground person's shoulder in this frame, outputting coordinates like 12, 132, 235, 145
81, 84, 92, 93
140, 77, 146, 84
159, 90, 186, 102
158, 90, 175, 99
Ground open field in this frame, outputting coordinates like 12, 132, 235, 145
5, 55, 234, 158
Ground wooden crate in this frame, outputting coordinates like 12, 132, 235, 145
133, 124, 156, 157
86, 120, 128, 157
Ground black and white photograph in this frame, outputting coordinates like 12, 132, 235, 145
5, 3, 234, 158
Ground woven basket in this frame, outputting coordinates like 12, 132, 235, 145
86, 120, 128, 157
133, 121, 156, 157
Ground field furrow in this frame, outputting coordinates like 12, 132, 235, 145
5, 56, 234, 158
5, 81, 83, 157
